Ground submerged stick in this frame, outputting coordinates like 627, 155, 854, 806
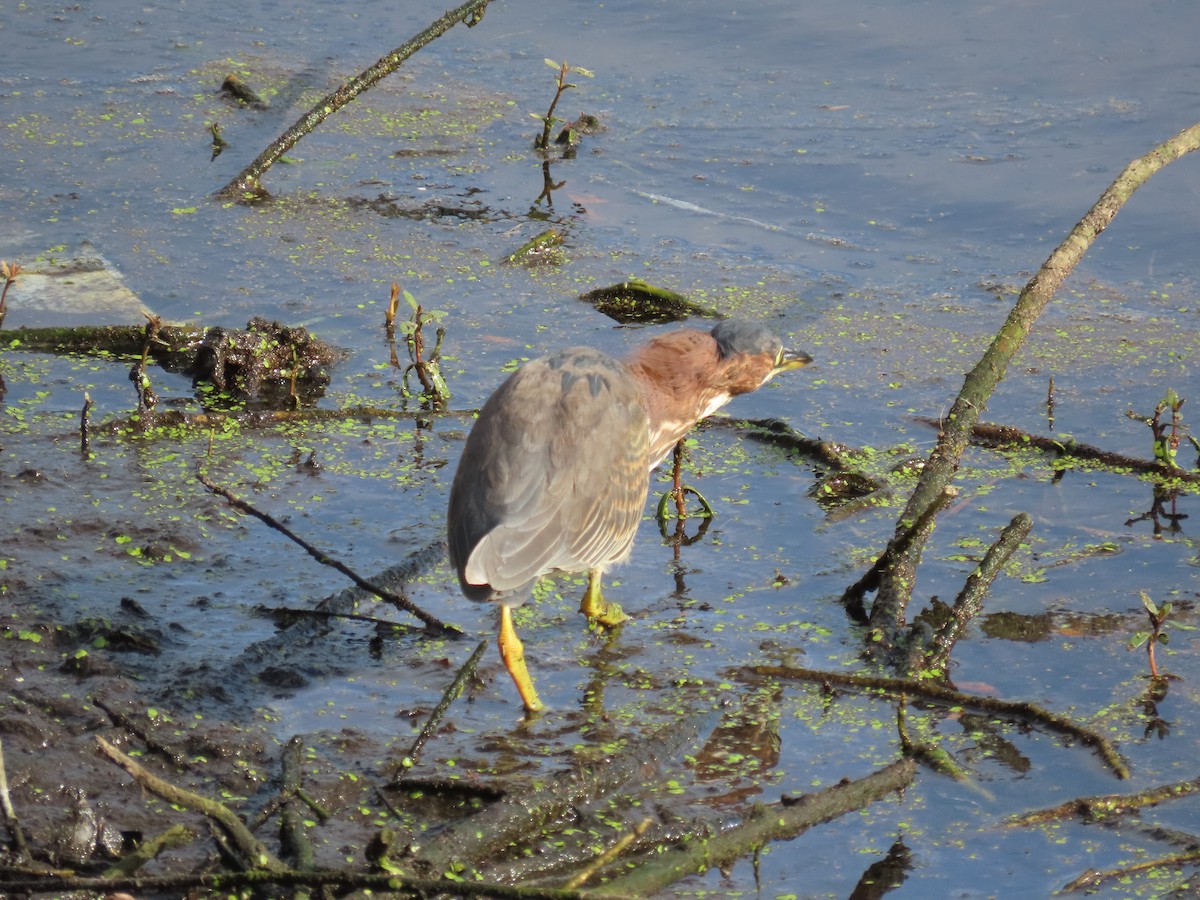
0, 738, 30, 860
1007, 773, 1200, 827
1060, 849, 1200, 895
916, 512, 1034, 674
747, 663, 1129, 779
406, 703, 722, 877
96, 736, 287, 873
279, 737, 315, 875
218, 0, 493, 197
80, 391, 92, 456
196, 466, 459, 635
393, 638, 488, 775
589, 759, 916, 898
866, 121, 1200, 636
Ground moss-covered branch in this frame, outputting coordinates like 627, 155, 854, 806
587, 759, 916, 897
217, 0, 494, 198
96, 736, 288, 873
865, 121, 1200, 644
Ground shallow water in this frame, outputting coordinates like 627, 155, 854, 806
4, 0, 1200, 896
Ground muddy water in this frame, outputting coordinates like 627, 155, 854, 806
3, 0, 1200, 896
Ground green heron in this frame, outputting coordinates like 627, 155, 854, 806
447, 320, 811, 712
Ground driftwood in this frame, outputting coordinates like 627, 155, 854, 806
923, 417, 1200, 485
744, 663, 1128, 779
217, 0, 494, 197
854, 121, 1200, 664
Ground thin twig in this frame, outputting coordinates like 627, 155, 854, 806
218, 0, 493, 197
80, 392, 92, 456
916, 512, 1034, 674
196, 465, 458, 635
393, 638, 488, 777
1, 866, 613, 899
561, 817, 653, 890
259, 604, 419, 636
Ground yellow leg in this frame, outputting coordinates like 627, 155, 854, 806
497, 605, 544, 714
579, 568, 630, 628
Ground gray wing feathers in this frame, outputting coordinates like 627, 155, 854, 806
449, 348, 650, 602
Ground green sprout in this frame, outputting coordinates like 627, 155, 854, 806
532, 59, 594, 151
1128, 591, 1171, 679
387, 283, 449, 408
1127, 389, 1200, 469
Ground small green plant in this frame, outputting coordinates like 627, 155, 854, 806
209, 121, 228, 161
1128, 591, 1171, 679
1127, 389, 1200, 469
129, 314, 162, 414
532, 59, 594, 151
389, 284, 449, 408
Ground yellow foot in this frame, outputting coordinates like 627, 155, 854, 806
579, 569, 631, 629
498, 606, 544, 714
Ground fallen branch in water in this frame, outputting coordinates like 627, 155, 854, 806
96, 736, 288, 873
587, 759, 916, 898
1007, 773, 1200, 827
915, 511, 1034, 675
391, 638, 488, 776
917, 416, 1200, 485
859, 120, 1200, 654
1059, 848, 1200, 895
744, 663, 1129, 779
196, 465, 459, 635
217, 0, 494, 198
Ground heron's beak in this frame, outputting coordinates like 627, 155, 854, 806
774, 348, 813, 374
